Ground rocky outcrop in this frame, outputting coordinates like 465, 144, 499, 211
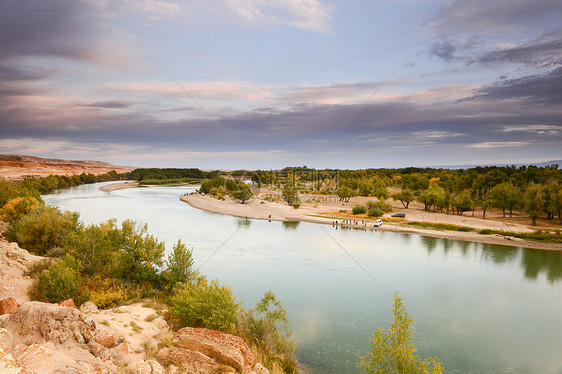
158, 327, 269, 374
0, 302, 118, 373
94, 330, 115, 348
79, 301, 98, 313
6, 302, 96, 346
0, 298, 18, 316
57, 299, 76, 309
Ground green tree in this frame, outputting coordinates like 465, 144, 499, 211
170, 278, 239, 331
523, 183, 545, 226
29, 255, 83, 303
230, 183, 254, 204
282, 185, 300, 206
6, 205, 80, 255
452, 190, 474, 216
490, 182, 521, 218
337, 186, 355, 203
392, 189, 414, 209
164, 239, 195, 286
360, 293, 443, 374
114, 220, 165, 284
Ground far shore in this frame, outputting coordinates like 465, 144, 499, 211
99, 182, 562, 251
181, 193, 562, 252
99, 181, 140, 192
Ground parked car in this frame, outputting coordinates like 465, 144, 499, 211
391, 212, 406, 218
374, 219, 383, 227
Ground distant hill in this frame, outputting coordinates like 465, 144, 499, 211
0, 154, 135, 182
429, 160, 562, 169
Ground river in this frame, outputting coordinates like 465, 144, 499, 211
43, 182, 562, 374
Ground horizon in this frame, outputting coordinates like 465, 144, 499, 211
1, 0, 561, 169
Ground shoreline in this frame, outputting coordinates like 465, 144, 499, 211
181, 193, 562, 251
99, 181, 140, 192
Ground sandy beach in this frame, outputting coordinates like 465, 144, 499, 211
99, 181, 140, 192
180, 192, 562, 251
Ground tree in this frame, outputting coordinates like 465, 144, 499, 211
523, 183, 545, 226
282, 185, 300, 206
337, 186, 355, 203
490, 182, 521, 218
165, 239, 195, 286
115, 220, 165, 284
230, 183, 253, 204
360, 293, 443, 374
373, 181, 389, 201
392, 189, 414, 209
452, 190, 474, 215
0, 197, 39, 224
170, 278, 239, 332
6, 205, 80, 255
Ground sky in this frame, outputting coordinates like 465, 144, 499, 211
1, 0, 561, 169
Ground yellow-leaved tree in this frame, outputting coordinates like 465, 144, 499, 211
360, 293, 443, 374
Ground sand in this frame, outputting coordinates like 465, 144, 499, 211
99, 181, 140, 192
181, 192, 562, 251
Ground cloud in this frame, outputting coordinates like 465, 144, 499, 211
475, 31, 562, 68
223, 0, 332, 32
423, 0, 562, 36
470, 67, 562, 105
83, 100, 133, 109
466, 141, 530, 149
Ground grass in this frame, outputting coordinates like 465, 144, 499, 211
407, 221, 474, 232
477, 228, 562, 243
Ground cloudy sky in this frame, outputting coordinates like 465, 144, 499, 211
1, 0, 561, 169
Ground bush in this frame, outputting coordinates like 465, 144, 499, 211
479, 229, 494, 235
367, 207, 384, 217
292, 201, 301, 209
163, 239, 194, 287
352, 205, 366, 215
6, 205, 79, 255
29, 255, 82, 303
87, 276, 128, 309
170, 278, 239, 331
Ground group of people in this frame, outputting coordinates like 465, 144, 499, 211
332, 219, 368, 227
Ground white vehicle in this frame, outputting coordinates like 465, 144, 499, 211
374, 219, 383, 227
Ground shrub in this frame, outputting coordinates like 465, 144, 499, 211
29, 255, 82, 303
87, 276, 128, 309
292, 201, 301, 209
479, 229, 494, 235
339, 209, 347, 213
367, 207, 384, 217
170, 278, 239, 331
6, 205, 79, 255
163, 239, 194, 287
352, 205, 366, 215
0, 197, 39, 225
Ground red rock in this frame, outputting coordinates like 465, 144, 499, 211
0, 298, 18, 315
95, 330, 115, 348
173, 327, 255, 372
57, 299, 76, 308
158, 347, 221, 373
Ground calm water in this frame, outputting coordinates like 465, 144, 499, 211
44, 182, 562, 374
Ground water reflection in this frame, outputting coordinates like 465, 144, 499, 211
237, 218, 252, 228
282, 221, 300, 230
521, 249, 562, 283
480, 244, 519, 265
422, 236, 438, 254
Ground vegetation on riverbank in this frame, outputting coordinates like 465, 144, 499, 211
0, 173, 297, 373
248, 165, 562, 227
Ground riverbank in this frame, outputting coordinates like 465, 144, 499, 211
99, 181, 140, 192
181, 193, 562, 251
